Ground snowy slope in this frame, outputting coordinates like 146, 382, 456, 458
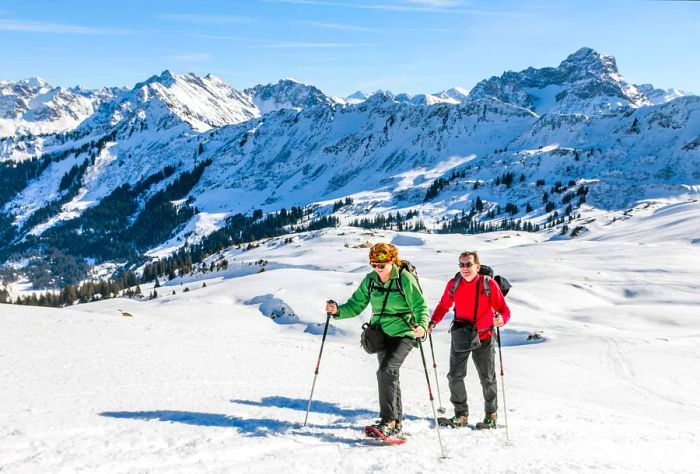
188, 96, 537, 215
1, 200, 699, 472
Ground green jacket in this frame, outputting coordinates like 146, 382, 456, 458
334, 264, 429, 338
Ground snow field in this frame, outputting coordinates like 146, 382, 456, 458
2, 201, 700, 472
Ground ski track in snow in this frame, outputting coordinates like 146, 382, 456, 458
2, 207, 700, 473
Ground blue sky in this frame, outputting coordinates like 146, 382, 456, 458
1, 0, 698, 96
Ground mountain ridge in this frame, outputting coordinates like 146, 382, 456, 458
0, 47, 698, 288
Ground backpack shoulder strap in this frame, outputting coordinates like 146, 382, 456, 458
396, 267, 406, 298
483, 275, 493, 305
448, 272, 461, 300
396, 266, 424, 297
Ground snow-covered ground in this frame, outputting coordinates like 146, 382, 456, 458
2, 200, 700, 473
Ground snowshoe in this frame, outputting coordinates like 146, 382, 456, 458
364, 419, 406, 445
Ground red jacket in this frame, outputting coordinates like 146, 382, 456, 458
431, 274, 510, 341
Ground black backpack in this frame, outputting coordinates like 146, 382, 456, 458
448, 264, 511, 301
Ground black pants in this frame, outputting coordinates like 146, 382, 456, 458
376, 336, 414, 422
447, 335, 497, 416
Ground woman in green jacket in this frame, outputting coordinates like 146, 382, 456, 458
326, 243, 429, 439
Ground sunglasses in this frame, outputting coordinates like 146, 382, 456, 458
458, 262, 476, 269
370, 263, 387, 269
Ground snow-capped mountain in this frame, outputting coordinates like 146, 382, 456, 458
0, 78, 121, 137
347, 87, 470, 107
82, 70, 261, 134
246, 79, 340, 114
0, 47, 697, 288
343, 90, 371, 104
435, 87, 470, 103
635, 83, 688, 106
468, 47, 655, 115
393, 92, 460, 106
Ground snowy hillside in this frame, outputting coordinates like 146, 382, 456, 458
2, 200, 699, 472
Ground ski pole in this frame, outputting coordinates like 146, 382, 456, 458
428, 332, 446, 415
303, 301, 334, 427
416, 329, 447, 459
496, 326, 510, 443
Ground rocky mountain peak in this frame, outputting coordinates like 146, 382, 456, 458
467, 47, 649, 115
558, 47, 620, 81
246, 79, 336, 114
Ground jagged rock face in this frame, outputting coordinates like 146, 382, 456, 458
245, 79, 339, 114
635, 83, 688, 106
468, 47, 651, 115
79, 71, 261, 134
0, 78, 120, 137
344, 90, 371, 104
393, 92, 461, 106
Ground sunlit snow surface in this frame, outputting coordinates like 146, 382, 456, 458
1, 201, 700, 473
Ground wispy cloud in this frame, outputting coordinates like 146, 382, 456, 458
260, 41, 373, 48
299, 20, 461, 34
0, 19, 130, 34
192, 34, 373, 48
165, 52, 214, 62
406, 0, 463, 6
263, 0, 530, 15
157, 14, 255, 24
299, 20, 379, 32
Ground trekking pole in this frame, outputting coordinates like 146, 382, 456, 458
496, 326, 510, 443
303, 301, 334, 427
428, 332, 446, 415
416, 329, 447, 459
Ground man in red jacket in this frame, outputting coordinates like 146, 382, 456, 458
429, 250, 510, 429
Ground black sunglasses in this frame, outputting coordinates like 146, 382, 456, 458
458, 262, 476, 268
370, 263, 387, 269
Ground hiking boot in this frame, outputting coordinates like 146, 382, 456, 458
475, 412, 497, 430
450, 414, 469, 427
368, 419, 398, 438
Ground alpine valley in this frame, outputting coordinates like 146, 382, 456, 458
1, 47, 698, 291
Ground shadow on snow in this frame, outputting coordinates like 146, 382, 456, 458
230, 396, 422, 422
99, 409, 375, 445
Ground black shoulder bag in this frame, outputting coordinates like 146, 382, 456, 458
360, 278, 392, 354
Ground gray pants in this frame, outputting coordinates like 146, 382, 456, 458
376, 336, 414, 422
447, 335, 497, 416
